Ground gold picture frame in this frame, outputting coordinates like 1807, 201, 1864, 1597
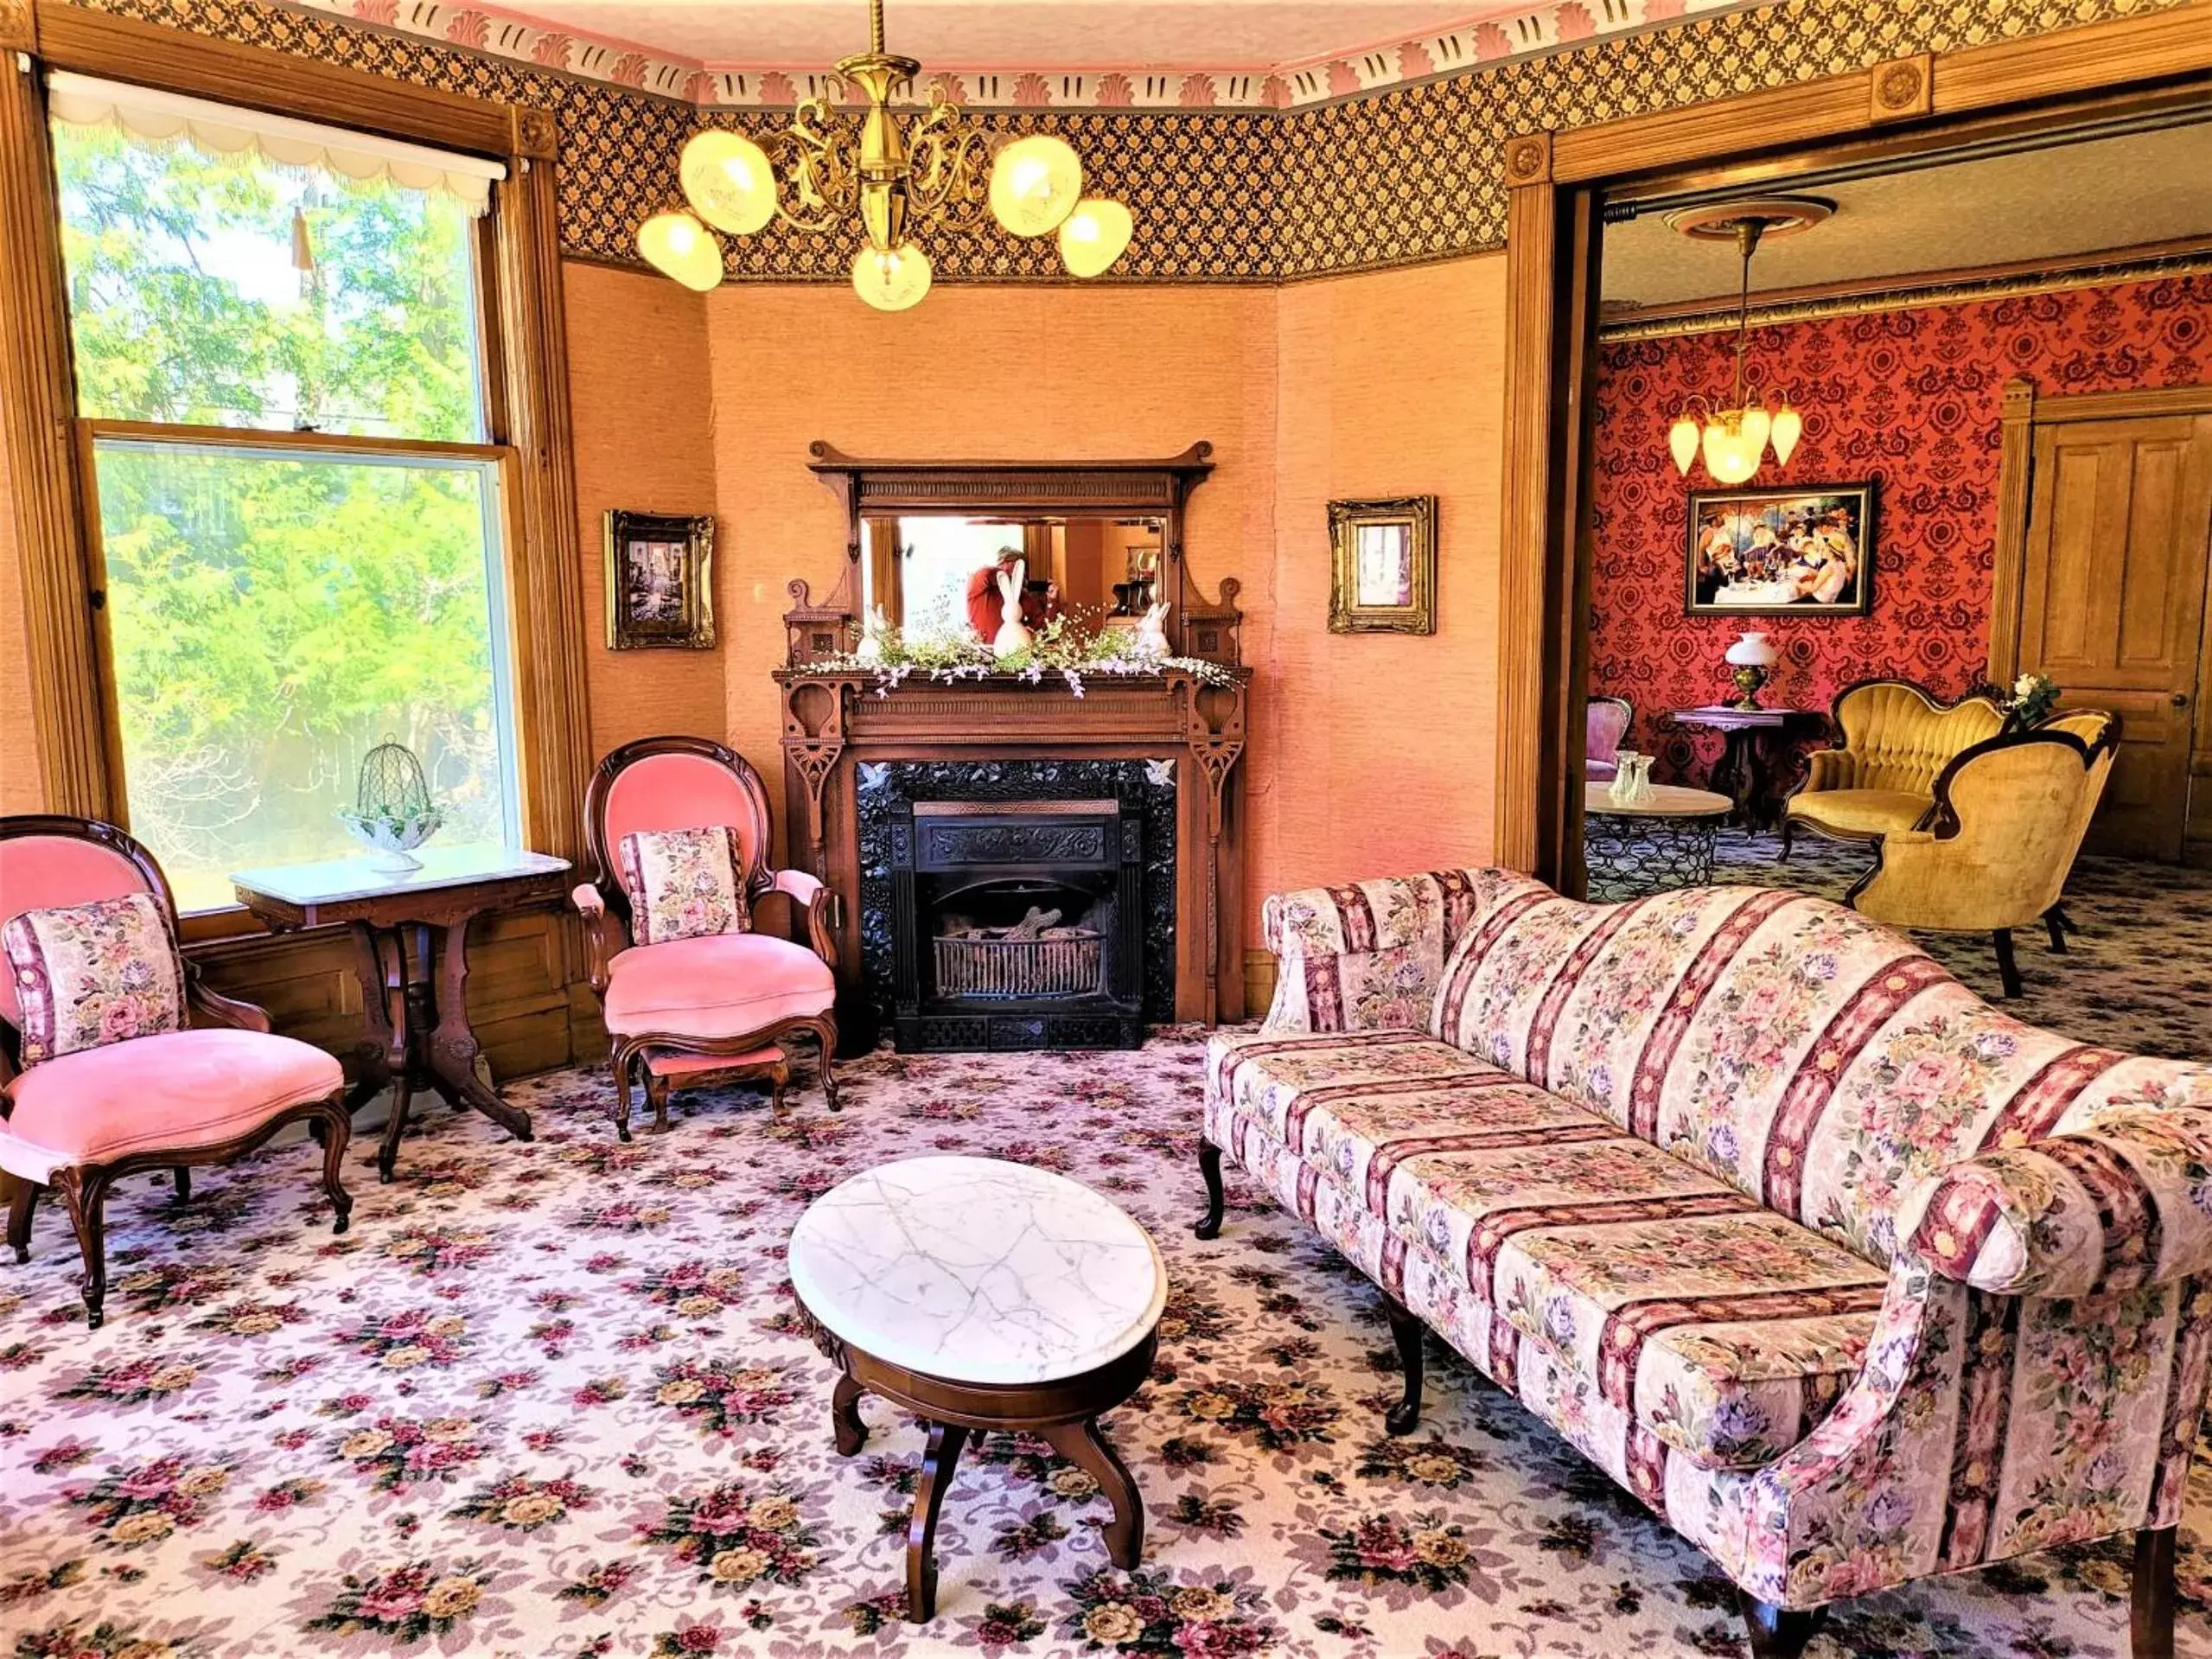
1328, 496, 1437, 635
604, 510, 716, 650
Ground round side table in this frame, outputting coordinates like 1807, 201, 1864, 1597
1583, 782, 1734, 901
788, 1155, 1168, 1621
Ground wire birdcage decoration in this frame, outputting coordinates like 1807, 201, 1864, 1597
337, 736, 443, 873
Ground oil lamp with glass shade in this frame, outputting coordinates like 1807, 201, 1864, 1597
636, 0, 1132, 310
1724, 630, 1780, 711
1662, 198, 1829, 486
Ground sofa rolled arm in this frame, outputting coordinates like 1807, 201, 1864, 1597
1909, 1102, 2212, 1296
571, 882, 620, 997
762, 867, 839, 966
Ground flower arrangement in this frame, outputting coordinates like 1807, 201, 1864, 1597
806, 609, 1235, 699
2005, 672, 2062, 731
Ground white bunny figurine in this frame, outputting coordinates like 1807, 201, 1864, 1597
1135, 599, 1172, 658
854, 603, 890, 665
992, 558, 1034, 659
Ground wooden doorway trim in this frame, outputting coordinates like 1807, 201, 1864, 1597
1495, 3, 2212, 886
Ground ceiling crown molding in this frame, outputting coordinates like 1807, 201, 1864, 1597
273, 0, 1776, 112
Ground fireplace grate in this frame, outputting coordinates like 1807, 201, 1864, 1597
934, 929, 1104, 999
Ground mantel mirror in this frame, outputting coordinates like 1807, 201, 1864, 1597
788, 442, 1241, 665
860, 514, 1163, 639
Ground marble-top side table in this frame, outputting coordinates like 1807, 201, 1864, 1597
788, 1155, 1168, 1621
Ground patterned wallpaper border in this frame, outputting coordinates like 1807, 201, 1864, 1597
57, 0, 2200, 282
234, 0, 1771, 111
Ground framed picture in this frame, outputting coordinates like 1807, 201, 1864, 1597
1328, 495, 1437, 634
1685, 483, 1874, 616
604, 510, 716, 649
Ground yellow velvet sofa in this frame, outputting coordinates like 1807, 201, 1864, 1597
1847, 713, 2119, 997
1780, 679, 2005, 855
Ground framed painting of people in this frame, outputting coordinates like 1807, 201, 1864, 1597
605, 510, 717, 649
1685, 483, 1874, 616
1328, 495, 1438, 634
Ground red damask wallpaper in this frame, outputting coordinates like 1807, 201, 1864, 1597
1588, 273, 2210, 783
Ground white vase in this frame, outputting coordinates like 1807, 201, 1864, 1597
1609, 752, 1654, 805
991, 558, 1033, 660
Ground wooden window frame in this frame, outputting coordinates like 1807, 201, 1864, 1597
1493, 6, 2212, 890
0, 0, 590, 941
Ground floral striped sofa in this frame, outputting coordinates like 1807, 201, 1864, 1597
1195, 868, 2211, 1658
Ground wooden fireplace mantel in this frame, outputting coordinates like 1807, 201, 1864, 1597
773, 667, 1250, 1046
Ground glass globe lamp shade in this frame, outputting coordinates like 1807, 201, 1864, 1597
1701, 418, 1762, 486
637, 211, 723, 291
1058, 198, 1132, 278
990, 135, 1083, 237
1667, 415, 1700, 475
1724, 630, 1779, 669
852, 242, 932, 312
1769, 403, 1804, 465
679, 130, 776, 235
1740, 403, 1772, 453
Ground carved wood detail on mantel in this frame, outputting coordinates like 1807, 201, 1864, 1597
795, 441, 1240, 664
772, 667, 1250, 1047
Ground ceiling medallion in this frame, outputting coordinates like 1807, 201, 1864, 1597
636, 0, 1132, 310
1662, 195, 1836, 486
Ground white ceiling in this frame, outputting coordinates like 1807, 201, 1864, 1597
492, 0, 1522, 68
1603, 121, 2212, 309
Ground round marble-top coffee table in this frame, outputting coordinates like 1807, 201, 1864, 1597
788, 1155, 1168, 1622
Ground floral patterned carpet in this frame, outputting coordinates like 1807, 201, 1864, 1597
3, 1004, 2209, 1658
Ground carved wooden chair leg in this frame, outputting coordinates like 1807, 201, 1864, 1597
814, 1021, 840, 1113
906, 1420, 969, 1622
646, 1069, 673, 1134
4, 1173, 38, 1264
2135, 1526, 2176, 1659
770, 1058, 791, 1119
610, 1048, 636, 1144
1992, 928, 2023, 999
1378, 1290, 1425, 1435
52, 1167, 112, 1329
1195, 1141, 1225, 1240
171, 1167, 191, 1203
2051, 903, 2079, 936
2044, 908, 2069, 954
1778, 819, 1794, 861
1739, 1594, 1829, 1658
313, 1099, 355, 1236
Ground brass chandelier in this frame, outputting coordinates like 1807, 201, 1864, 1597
637, 0, 1133, 310
1663, 198, 1832, 486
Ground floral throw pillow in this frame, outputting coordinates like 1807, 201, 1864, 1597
616, 826, 751, 947
3, 892, 186, 1065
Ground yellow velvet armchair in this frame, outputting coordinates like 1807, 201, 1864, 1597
1846, 719, 2120, 999
1781, 680, 2005, 856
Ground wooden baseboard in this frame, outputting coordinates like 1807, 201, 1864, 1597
1242, 949, 1278, 1018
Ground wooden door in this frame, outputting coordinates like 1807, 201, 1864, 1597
2016, 406, 2212, 860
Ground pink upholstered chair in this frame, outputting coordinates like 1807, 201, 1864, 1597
573, 737, 841, 1140
1585, 695, 1633, 782
0, 816, 351, 1328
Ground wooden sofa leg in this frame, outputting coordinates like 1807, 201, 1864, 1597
52, 1168, 110, 1329
1378, 1290, 1425, 1435
1740, 1594, 1829, 1658
1194, 1142, 1225, 1241
1993, 928, 2023, 999
4, 1173, 37, 1264
2135, 1526, 2176, 1659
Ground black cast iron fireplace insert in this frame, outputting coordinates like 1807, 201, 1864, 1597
888, 798, 1144, 1051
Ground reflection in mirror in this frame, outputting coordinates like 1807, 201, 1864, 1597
859, 514, 1164, 641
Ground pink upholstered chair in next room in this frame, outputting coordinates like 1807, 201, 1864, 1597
0, 816, 352, 1328
573, 737, 841, 1140
1585, 695, 1634, 782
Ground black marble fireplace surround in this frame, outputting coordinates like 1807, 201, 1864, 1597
856, 760, 1177, 1050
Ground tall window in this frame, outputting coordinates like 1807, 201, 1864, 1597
49, 76, 518, 912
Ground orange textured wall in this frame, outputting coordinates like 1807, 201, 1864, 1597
699, 284, 1281, 869
1265, 256, 1508, 904
563, 260, 724, 764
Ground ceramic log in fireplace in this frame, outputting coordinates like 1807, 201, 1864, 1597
890, 800, 1144, 1051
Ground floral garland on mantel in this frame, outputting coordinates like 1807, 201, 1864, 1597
802, 615, 1237, 699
